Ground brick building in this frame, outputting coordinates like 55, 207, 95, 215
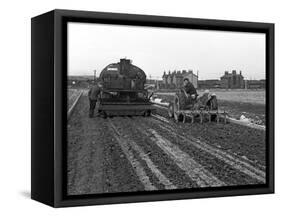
220, 70, 244, 89
245, 79, 265, 89
162, 70, 198, 89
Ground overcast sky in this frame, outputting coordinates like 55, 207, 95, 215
68, 22, 265, 80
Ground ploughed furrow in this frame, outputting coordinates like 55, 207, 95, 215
107, 119, 157, 191
149, 115, 266, 184
114, 117, 198, 189
132, 117, 225, 188
154, 107, 266, 166
108, 118, 177, 190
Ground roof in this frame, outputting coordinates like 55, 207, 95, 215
221, 73, 244, 79
163, 70, 198, 78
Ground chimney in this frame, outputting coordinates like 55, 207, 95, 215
119, 58, 131, 74
120, 58, 131, 65
225, 71, 229, 75
232, 70, 237, 75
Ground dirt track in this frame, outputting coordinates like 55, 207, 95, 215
67, 96, 266, 195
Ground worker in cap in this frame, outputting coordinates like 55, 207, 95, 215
183, 78, 197, 96
182, 77, 198, 103
198, 89, 210, 105
88, 81, 102, 118
206, 92, 218, 110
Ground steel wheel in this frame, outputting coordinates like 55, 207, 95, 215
146, 110, 151, 117
168, 103, 174, 118
174, 111, 179, 122
101, 111, 107, 119
173, 98, 183, 122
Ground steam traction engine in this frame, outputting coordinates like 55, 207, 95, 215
98, 58, 155, 117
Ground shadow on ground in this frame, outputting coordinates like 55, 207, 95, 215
19, 191, 31, 198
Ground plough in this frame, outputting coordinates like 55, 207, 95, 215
171, 109, 227, 123
168, 89, 228, 123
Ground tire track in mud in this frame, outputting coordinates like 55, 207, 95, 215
132, 118, 226, 187
153, 114, 266, 172
102, 128, 145, 194
154, 107, 266, 166
111, 117, 198, 189
108, 118, 176, 190
107, 119, 157, 191
147, 116, 266, 184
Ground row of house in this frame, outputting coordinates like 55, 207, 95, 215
159, 69, 265, 90
161, 70, 198, 89
196, 70, 245, 89
220, 70, 244, 89
198, 70, 265, 89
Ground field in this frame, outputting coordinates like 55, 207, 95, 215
198, 89, 265, 105
66, 91, 266, 195
157, 89, 265, 104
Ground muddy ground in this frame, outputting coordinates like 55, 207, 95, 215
67, 96, 266, 196
219, 100, 265, 125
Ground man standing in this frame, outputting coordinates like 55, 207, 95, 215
88, 82, 102, 118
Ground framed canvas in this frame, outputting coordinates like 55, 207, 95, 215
31, 9, 274, 207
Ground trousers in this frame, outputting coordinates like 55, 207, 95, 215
89, 99, 97, 117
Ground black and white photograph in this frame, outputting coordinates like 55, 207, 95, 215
1, 0, 280, 213
66, 22, 267, 196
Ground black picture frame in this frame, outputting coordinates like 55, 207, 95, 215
31, 9, 274, 207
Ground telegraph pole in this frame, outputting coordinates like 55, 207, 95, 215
93, 70, 97, 81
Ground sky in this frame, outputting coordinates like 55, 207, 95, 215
68, 22, 266, 80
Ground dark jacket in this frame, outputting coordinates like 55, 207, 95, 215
183, 82, 197, 95
88, 85, 101, 100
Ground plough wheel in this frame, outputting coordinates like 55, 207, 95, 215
168, 103, 174, 118
173, 100, 183, 122
145, 110, 151, 117
101, 111, 107, 119
174, 111, 183, 122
